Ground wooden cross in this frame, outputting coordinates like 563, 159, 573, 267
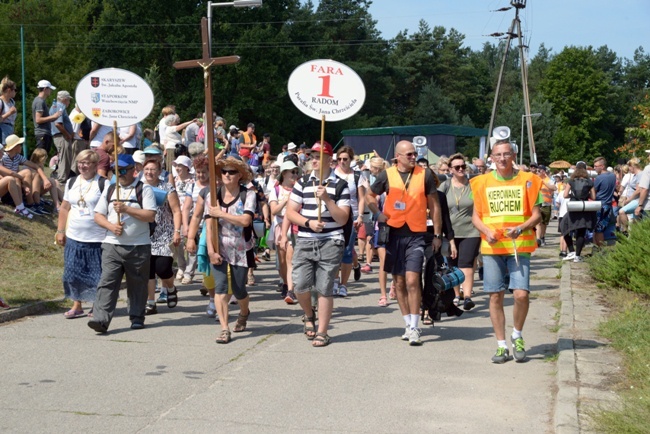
174, 17, 240, 255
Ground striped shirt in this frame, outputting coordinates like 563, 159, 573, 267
290, 171, 350, 240
1, 153, 26, 173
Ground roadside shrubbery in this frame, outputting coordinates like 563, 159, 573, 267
590, 218, 650, 296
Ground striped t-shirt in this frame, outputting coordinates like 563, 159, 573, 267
1, 153, 26, 173
290, 171, 350, 240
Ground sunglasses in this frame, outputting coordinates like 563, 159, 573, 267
221, 169, 239, 176
337, 157, 349, 162
399, 152, 417, 158
452, 164, 467, 171
117, 167, 133, 175
290, 169, 299, 175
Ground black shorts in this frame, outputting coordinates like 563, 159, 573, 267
448, 237, 481, 269
384, 234, 425, 276
149, 255, 174, 280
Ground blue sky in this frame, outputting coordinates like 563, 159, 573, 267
319, 0, 650, 61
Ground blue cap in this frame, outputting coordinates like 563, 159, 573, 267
143, 146, 163, 155
112, 154, 135, 168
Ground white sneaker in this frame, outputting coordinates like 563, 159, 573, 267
573, 256, 583, 263
408, 328, 423, 346
181, 275, 193, 285
206, 301, 216, 318
176, 269, 184, 280
562, 252, 576, 261
401, 326, 410, 341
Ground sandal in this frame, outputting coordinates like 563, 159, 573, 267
423, 312, 433, 326
233, 310, 250, 333
378, 296, 388, 307
63, 309, 86, 319
167, 286, 178, 309
215, 329, 231, 344
247, 274, 255, 286
312, 332, 331, 347
388, 281, 396, 300
302, 309, 316, 340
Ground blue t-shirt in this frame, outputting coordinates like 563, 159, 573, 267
594, 172, 616, 203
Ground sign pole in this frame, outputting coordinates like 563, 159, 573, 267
173, 17, 240, 255
318, 114, 326, 221
112, 120, 121, 222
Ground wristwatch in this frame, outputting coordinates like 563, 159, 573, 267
433, 234, 443, 239
305, 219, 311, 229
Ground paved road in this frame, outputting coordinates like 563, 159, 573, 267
1, 245, 562, 433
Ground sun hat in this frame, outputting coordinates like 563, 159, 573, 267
173, 155, 192, 169
4, 134, 25, 152
287, 142, 297, 150
216, 156, 253, 183
280, 160, 300, 174
57, 90, 72, 100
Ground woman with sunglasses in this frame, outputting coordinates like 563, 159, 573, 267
439, 153, 480, 310
0, 76, 18, 144
205, 157, 256, 344
270, 160, 302, 304
142, 158, 182, 315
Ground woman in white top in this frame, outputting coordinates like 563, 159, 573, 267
55, 150, 107, 318
270, 160, 301, 304
0, 76, 18, 144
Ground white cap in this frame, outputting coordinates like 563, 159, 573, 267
287, 142, 296, 150
132, 150, 146, 165
37, 79, 56, 90
173, 155, 192, 169
229, 125, 238, 131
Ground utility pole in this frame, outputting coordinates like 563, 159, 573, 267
488, 0, 538, 162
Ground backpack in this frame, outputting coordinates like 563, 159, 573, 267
422, 254, 464, 325
67, 175, 107, 194
570, 178, 591, 201
301, 174, 353, 246
105, 181, 156, 236
216, 184, 253, 242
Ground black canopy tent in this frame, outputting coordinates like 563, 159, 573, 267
340, 124, 487, 162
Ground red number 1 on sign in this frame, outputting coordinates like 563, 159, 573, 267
317, 75, 333, 98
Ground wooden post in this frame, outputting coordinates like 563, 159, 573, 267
318, 115, 326, 221
112, 120, 121, 222
173, 17, 240, 254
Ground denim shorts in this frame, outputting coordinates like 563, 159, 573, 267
341, 227, 358, 264
482, 254, 531, 293
595, 204, 613, 233
292, 237, 345, 297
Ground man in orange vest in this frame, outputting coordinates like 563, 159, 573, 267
535, 165, 556, 246
471, 128, 542, 363
367, 140, 442, 346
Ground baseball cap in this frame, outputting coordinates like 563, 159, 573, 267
311, 141, 333, 156
112, 154, 135, 168
132, 150, 145, 165
57, 90, 72, 100
37, 80, 56, 90
173, 155, 192, 169
538, 164, 548, 172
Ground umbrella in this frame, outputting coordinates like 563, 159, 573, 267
549, 160, 571, 169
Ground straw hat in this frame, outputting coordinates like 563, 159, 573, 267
216, 156, 253, 183
4, 134, 25, 152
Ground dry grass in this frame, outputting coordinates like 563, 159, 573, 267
0, 203, 65, 306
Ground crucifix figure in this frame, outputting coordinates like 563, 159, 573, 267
174, 17, 240, 254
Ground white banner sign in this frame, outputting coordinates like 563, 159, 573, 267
287, 59, 365, 122
75, 68, 154, 128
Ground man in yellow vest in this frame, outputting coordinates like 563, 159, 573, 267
471, 128, 543, 363
367, 140, 442, 346
535, 164, 556, 246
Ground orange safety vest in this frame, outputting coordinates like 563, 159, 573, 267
540, 174, 553, 205
384, 166, 428, 233
470, 171, 542, 255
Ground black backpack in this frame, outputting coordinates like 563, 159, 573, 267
422, 254, 464, 325
67, 175, 107, 194
105, 181, 156, 236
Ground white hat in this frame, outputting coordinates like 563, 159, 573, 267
173, 155, 192, 169
132, 150, 146, 165
4, 134, 25, 152
287, 142, 296, 150
229, 125, 238, 131
37, 79, 56, 90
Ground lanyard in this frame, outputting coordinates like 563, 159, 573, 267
399, 169, 414, 202
76, 177, 94, 208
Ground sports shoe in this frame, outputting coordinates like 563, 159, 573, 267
284, 290, 297, 305
206, 301, 216, 318
573, 255, 583, 263
14, 207, 34, 219
262, 251, 271, 261
130, 322, 145, 330
276, 282, 284, 293
0, 297, 10, 309
360, 263, 372, 273
332, 278, 340, 296
463, 298, 475, 311
156, 292, 168, 304
35, 204, 50, 215
176, 269, 184, 280
181, 275, 193, 285
280, 284, 288, 299
492, 347, 511, 364
26, 204, 44, 215
559, 251, 567, 258
511, 336, 526, 362
563, 252, 576, 261
408, 328, 423, 346
540, 238, 547, 247
338, 284, 348, 297
353, 264, 361, 281
401, 326, 410, 341
145, 303, 157, 315
88, 319, 108, 334
40, 198, 53, 207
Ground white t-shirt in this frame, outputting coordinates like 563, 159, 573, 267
119, 124, 140, 149
638, 165, 650, 211
334, 169, 368, 218
94, 179, 157, 245
63, 174, 108, 242
268, 183, 292, 225
90, 124, 114, 148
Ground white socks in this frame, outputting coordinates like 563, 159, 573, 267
497, 340, 508, 349
403, 315, 410, 327
409, 314, 419, 329
512, 328, 522, 339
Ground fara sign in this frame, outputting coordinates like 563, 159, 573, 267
75, 68, 155, 128
288, 59, 365, 122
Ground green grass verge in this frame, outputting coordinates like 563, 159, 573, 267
0, 204, 65, 307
